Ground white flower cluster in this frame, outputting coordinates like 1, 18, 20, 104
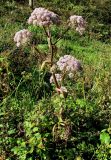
50, 73, 62, 83
69, 15, 86, 35
14, 29, 31, 47
57, 55, 81, 78
28, 7, 60, 27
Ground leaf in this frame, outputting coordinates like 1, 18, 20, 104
35, 133, 41, 139
0, 57, 4, 62
76, 99, 86, 107
76, 156, 82, 160
11, 146, 19, 154
8, 129, 16, 135
21, 142, 26, 147
29, 137, 36, 144
100, 132, 110, 145
0, 124, 3, 128
38, 142, 44, 149
33, 127, 38, 132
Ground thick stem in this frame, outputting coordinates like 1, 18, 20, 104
47, 27, 54, 66
52, 72, 61, 95
52, 73, 68, 98
43, 26, 54, 66
43, 26, 68, 98
52, 72, 60, 89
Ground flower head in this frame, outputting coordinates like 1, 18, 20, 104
69, 15, 86, 35
28, 7, 60, 27
50, 73, 62, 83
57, 55, 82, 78
14, 29, 31, 47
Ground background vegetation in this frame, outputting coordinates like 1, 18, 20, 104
0, 0, 111, 159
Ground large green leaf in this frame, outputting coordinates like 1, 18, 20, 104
100, 132, 110, 145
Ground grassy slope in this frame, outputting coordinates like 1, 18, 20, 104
0, 0, 111, 126
0, 1, 111, 159
0, 0, 111, 134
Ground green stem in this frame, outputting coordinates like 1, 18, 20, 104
47, 27, 53, 66
52, 72, 60, 90
43, 26, 54, 66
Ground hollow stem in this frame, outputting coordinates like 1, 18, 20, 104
43, 26, 54, 66
47, 27, 54, 66
43, 26, 68, 98
52, 73, 68, 98
52, 72, 60, 90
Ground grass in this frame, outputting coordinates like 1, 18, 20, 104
0, 1, 111, 160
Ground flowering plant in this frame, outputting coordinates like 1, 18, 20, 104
14, 7, 86, 98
